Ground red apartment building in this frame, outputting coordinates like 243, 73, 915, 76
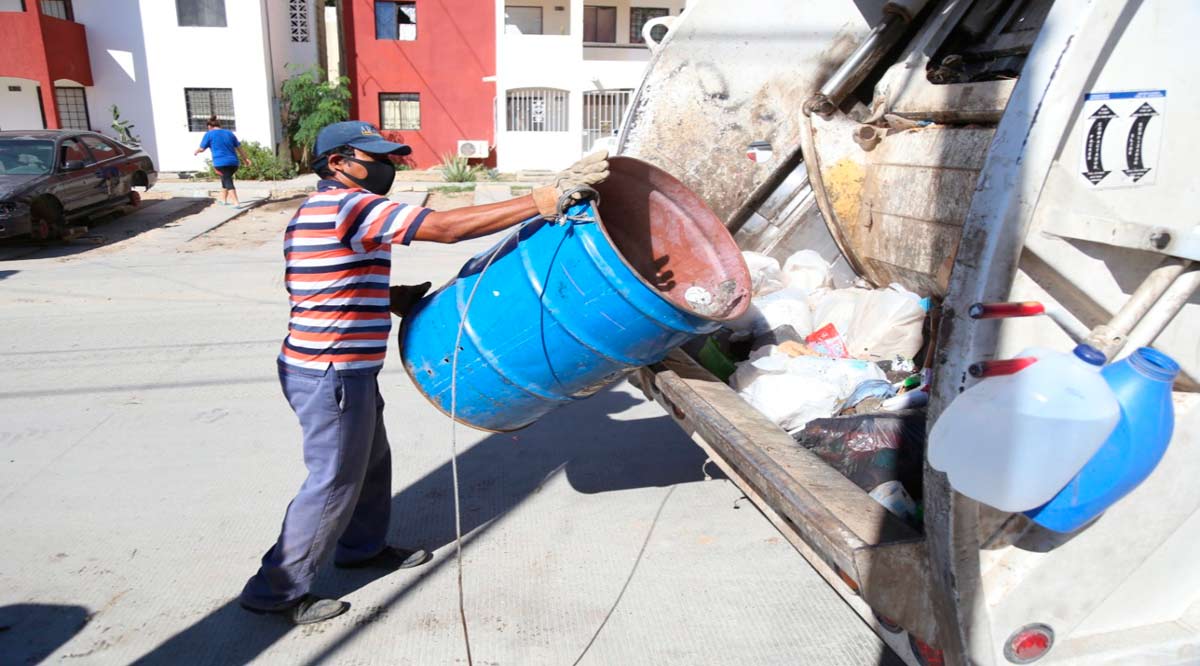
0, 0, 93, 130
341, 0, 496, 168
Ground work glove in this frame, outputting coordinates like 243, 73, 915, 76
389, 282, 432, 318
532, 150, 610, 217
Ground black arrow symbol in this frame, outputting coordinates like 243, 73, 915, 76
1123, 102, 1158, 182
1082, 104, 1117, 185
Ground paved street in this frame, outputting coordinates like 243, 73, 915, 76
0, 200, 899, 665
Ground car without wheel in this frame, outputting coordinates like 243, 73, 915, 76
0, 130, 157, 240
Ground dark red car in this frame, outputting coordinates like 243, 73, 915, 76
0, 130, 157, 240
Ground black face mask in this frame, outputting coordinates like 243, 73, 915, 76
341, 156, 396, 195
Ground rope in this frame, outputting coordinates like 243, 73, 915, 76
446, 195, 598, 666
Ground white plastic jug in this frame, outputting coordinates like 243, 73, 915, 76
928, 344, 1120, 512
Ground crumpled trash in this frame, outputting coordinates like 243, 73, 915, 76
792, 410, 927, 502
810, 284, 925, 361
805, 323, 850, 358
750, 325, 805, 352
743, 251, 784, 297
726, 288, 814, 341
730, 347, 886, 432
839, 379, 897, 413
781, 250, 834, 292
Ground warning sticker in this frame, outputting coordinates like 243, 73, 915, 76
1078, 89, 1165, 189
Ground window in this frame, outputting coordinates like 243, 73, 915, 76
379, 93, 420, 131
53, 87, 89, 131
184, 88, 236, 132
630, 7, 669, 43
81, 135, 121, 161
59, 138, 93, 167
176, 0, 226, 27
504, 6, 543, 35
583, 88, 632, 152
40, 0, 73, 20
506, 88, 569, 132
583, 5, 616, 43
289, 0, 310, 42
375, 1, 416, 40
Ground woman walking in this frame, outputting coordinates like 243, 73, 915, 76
194, 115, 251, 207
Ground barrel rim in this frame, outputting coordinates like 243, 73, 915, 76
591, 155, 752, 323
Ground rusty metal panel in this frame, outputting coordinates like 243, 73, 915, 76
617, 0, 877, 226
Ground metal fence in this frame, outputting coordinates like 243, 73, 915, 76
582, 89, 633, 152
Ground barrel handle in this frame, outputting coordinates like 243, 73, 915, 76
555, 185, 601, 224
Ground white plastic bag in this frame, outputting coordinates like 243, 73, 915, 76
731, 347, 886, 432
811, 288, 869, 338
781, 250, 833, 292
843, 285, 925, 360
742, 251, 784, 297
725, 288, 814, 341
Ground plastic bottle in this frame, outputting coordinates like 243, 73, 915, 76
1026, 347, 1179, 532
928, 344, 1120, 512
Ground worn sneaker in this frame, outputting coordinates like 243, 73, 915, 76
240, 594, 349, 626
335, 546, 432, 570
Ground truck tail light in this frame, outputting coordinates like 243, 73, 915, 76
1004, 624, 1054, 663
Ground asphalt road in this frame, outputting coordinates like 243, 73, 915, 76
0, 199, 901, 665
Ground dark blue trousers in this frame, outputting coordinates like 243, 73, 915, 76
240, 363, 392, 610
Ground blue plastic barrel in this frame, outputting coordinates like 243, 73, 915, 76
1027, 347, 1179, 532
399, 156, 751, 432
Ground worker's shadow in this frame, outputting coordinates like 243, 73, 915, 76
132, 385, 717, 665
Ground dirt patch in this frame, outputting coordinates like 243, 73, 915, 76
425, 190, 476, 211
184, 198, 303, 252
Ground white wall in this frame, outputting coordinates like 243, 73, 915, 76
494, 0, 685, 171
324, 5, 340, 83
0, 78, 44, 131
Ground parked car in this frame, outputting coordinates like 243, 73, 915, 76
0, 130, 157, 240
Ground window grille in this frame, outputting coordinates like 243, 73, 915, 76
582, 89, 632, 152
380, 93, 420, 131
184, 88, 236, 132
54, 87, 89, 131
506, 88, 569, 132
630, 7, 669, 43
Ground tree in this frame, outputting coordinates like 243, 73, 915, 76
280, 66, 351, 168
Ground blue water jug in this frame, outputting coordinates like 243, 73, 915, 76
1027, 347, 1179, 533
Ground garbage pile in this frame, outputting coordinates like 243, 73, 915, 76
694, 250, 935, 526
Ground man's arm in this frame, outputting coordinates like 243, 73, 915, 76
412, 195, 541, 244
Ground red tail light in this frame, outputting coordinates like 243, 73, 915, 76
1004, 624, 1055, 663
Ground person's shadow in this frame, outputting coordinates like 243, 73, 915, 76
0, 603, 91, 664
132, 386, 716, 665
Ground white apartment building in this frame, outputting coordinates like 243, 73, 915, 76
0, 0, 322, 172
495, 0, 687, 171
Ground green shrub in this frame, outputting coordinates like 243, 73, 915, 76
430, 185, 476, 193
205, 141, 298, 181
280, 66, 351, 165
440, 153, 483, 183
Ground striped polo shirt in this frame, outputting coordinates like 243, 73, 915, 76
280, 179, 431, 371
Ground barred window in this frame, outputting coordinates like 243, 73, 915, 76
630, 7, 669, 43
184, 88, 236, 132
506, 88, 569, 132
289, 0, 310, 42
380, 93, 420, 131
54, 87, 90, 131
176, 0, 226, 27
41, 0, 74, 21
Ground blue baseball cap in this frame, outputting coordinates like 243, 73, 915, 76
313, 121, 412, 158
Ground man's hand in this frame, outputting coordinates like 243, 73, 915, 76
389, 282, 432, 317
532, 150, 609, 217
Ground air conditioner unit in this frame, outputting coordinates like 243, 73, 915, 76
457, 140, 489, 159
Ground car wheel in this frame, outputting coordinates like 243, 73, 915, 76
30, 199, 66, 242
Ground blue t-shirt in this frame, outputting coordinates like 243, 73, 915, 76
200, 129, 240, 168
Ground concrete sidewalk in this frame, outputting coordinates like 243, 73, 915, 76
153, 174, 539, 202
0, 210, 899, 665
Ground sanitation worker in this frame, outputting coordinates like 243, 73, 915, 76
238, 121, 609, 625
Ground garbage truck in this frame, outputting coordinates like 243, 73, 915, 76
615, 1, 1200, 664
